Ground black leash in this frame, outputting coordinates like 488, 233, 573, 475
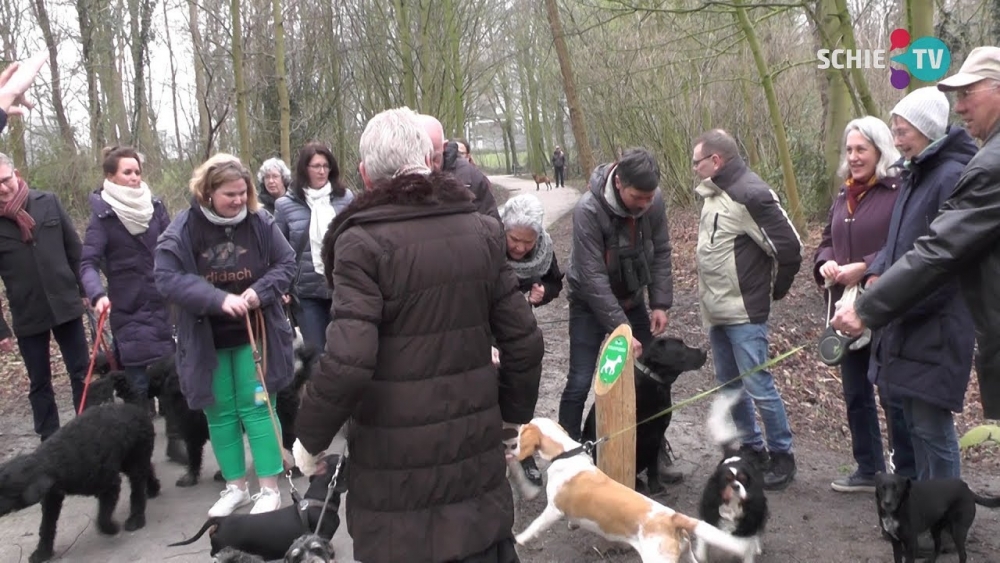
285, 454, 345, 536
553, 344, 807, 463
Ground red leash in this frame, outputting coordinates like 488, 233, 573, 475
78, 307, 110, 415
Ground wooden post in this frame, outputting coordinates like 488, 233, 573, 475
593, 324, 636, 488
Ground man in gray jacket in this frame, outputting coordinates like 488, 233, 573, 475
693, 129, 802, 490
561, 148, 672, 441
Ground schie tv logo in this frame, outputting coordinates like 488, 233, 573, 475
817, 29, 951, 90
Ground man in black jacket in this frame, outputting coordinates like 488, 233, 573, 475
833, 46, 1000, 420
561, 148, 672, 441
417, 113, 501, 224
0, 153, 91, 440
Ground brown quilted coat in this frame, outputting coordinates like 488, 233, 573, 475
295, 171, 544, 563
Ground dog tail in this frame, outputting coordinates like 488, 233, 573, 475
671, 513, 753, 558
973, 492, 1000, 508
707, 389, 743, 449
167, 517, 220, 547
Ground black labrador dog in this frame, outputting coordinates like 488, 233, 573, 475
169, 454, 347, 560
875, 472, 1000, 563
582, 336, 708, 493
149, 342, 320, 487
0, 403, 160, 563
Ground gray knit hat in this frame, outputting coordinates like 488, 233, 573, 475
890, 87, 950, 141
499, 193, 545, 235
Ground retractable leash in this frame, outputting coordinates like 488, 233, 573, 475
818, 281, 859, 367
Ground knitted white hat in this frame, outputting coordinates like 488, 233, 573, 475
890, 87, 950, 141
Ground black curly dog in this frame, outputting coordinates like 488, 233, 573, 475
0, 403, 160, 563
144, 342, 319, 487
582, 336, 708, 494
169, 453, 347, 560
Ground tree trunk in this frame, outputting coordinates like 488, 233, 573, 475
30, 0, 77, 150
544, 0, 594, 176
161, 0, 183, 159
395, 0, 417, 108
93, 10, 129, 144
126, 0, 156, 154
905, 0, 934, 91
819, 0, 852, 201
832, 0, 879, 116
231, 0, 251, 164
188, 0, 210, 158
75, 0, 104, 159
733, 0, 805, 234
272, 0, 291, 163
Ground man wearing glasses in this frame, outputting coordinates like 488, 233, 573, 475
833, 46, 1000, 422
0, 154, 92, 441
692, 129, 802, 490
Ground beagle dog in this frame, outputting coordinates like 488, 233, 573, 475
509, 417, 756, 562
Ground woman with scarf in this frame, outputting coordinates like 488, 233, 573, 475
497, 193, 563, 488
813, 116, 913, 493
274, 143, 354, 352
154, 153, 296, 517
80, 147, 174, 412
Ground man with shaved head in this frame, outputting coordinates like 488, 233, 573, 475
418, 113, 501, 224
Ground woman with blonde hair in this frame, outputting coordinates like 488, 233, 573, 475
154, 153, 297, 516
813, 116, 913, 493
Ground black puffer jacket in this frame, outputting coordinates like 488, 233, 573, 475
856, 124, 1000, 418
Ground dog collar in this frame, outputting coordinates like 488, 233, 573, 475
634, 360, 669, 385
551, 441, 596, 463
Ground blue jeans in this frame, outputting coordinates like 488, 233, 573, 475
709, 323, 793, 454
901, 397, 961, 480
297, 297, 332, 352
558, 300, 653, 440
125, 365, 149, 397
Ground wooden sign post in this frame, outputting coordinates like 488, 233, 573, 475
593, 324, 637, 489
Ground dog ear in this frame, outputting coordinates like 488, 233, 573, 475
22, 474, 55, 505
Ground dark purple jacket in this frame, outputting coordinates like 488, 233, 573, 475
80, 190, 174, 367
813, 176, 901, 311
154, 205, 296, 410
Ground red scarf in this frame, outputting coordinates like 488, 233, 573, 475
844, 175, 878, 216
0, 178, 36, 242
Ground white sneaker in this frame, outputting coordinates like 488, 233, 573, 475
208, 484, 251, 517
250, 486, 281, 514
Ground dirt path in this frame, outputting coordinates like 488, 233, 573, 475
487, 174, 582, 228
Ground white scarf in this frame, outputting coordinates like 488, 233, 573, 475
101, 178, 154, 235
305, 183, 336, 275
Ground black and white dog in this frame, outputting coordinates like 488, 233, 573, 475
581, 337, 707, 493
695, 390, 769, 562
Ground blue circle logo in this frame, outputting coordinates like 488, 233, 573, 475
890, 36, 952, 83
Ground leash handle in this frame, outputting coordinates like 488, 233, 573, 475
78, 307, 110, 415
86, 307, 119, 371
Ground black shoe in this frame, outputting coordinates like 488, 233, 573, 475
728, 444, 770, 474
521, 457, 543, 488
763, 451, 796, 491
166, 438, 188, 465
656, 436, 684, 484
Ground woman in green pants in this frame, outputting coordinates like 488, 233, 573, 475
155, 153, 297, 516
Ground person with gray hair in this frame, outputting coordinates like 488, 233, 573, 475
813, 116, 912, 493
256, 157, 291, 214
293, 106, 543, 563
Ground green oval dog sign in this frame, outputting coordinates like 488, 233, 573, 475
597, 335, 629, 385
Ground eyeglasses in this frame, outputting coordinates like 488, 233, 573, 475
953, 85, 1000, 101
308, 164, 331, 171
692, 154, 715, 167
